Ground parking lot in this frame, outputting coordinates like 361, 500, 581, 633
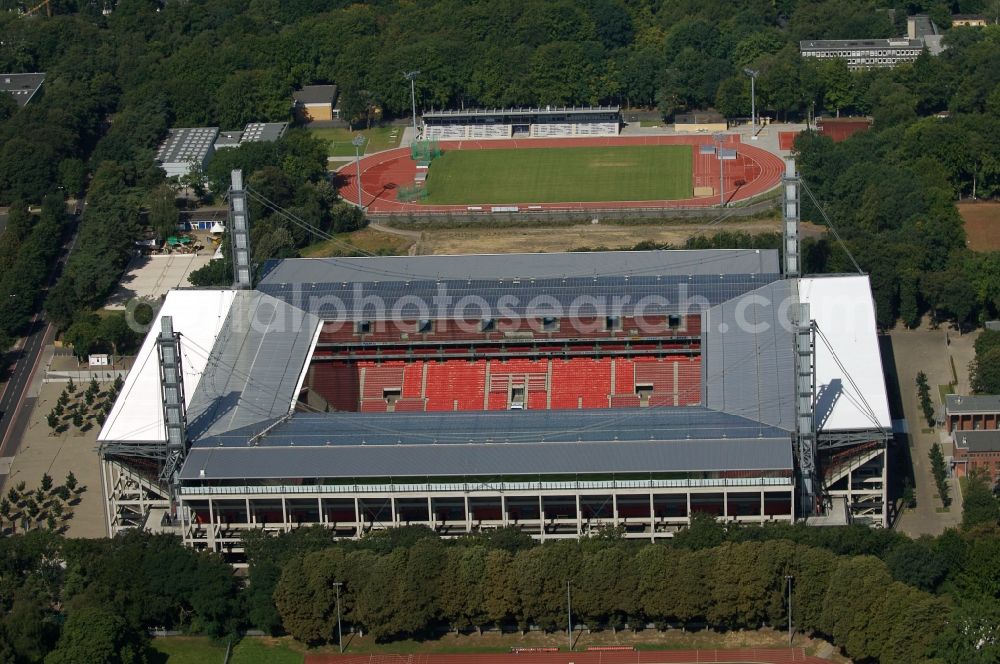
104, 253, 213, 309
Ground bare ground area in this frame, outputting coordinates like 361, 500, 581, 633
416, 218, 820, 255
957, 201, 1000, 252
303, 628, 846, 661
5, 381, 105, 538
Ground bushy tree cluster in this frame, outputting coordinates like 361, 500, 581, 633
970, 329, 1000, 394
266, 527, 945, 664
917, 371, 936, 426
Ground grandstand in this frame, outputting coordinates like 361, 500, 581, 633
422, 106, 621, 140
97, 165, 891, 562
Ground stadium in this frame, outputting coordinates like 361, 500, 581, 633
97, 164, 891, 561
338, 108, 785, 214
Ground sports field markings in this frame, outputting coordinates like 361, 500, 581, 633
421, 145, 693, 205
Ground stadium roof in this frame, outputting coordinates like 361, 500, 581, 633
99, 290, 237, 443
258, 250, 779, 283
98, 251, 890, 482
180, 409, 792, 480
423, 106, 620, 119
801, 276, 891, 431
185, 290, 320, 441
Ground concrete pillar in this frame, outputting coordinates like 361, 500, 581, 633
613, 494, 620, 527
207, 498, 216, 549
354, 497, 362, 537
391, 497, 398, 527
723, 488, 729, 520
539, 495, 546, 541
649, 494, 655, 541
318, 497, 324, 525
465, 496, 472, 533
760, 490, 765, 519
575, 495, 582, 536
281, 497, 289, 533
686, 491, 692, 524
501, 495, 509, 526
427, 496, 434, 528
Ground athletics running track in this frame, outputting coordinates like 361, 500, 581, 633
307, 648, 824, 664
336, 135, 786, 215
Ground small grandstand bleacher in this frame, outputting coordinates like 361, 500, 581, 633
423, 106, 621, 141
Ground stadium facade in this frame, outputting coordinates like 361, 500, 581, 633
98, 167, 892, 561
422, 106, 621, 140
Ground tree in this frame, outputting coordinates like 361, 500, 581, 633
929, 443, 951, 508
44, 607, 148, 664
40, 474, 52, 493
971, 346, 1000, 394
65, 472, 78, 493
146, 183, 179, 242
58, 159, 87, 198
962, 470, 1000, 530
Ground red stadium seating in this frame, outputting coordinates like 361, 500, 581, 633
304, 322, 703, 413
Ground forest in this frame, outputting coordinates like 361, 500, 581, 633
0, 0, 998, 360
2, 472, 1000, 663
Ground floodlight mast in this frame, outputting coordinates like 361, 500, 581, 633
744, 68, 759, 139
404, 70, 420, 137
352, 134, 365, 209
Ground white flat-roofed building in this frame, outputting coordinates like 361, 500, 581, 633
156, 127, 220, 178
800, 38, 927, 69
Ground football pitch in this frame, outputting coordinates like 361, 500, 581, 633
422, 145, 693, 205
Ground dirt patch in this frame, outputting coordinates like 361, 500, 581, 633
419, 218, 801, 255
303, 628, 847, 662
301, 228, 414, 257
957, 201, 1000, 252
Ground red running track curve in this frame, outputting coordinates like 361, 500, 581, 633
335, 135, 785, 215
307, 647, 825, 664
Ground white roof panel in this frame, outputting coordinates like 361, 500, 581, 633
98, 289, 237, 443
799, 276, 891, 431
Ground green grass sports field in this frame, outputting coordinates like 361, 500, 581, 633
422, 145, 693, 205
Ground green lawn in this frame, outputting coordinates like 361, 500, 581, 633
422, 145, 693, 205
308, 126, 403, 157
230, 639, 304, 664
148, 637, 227, 664
149, 637, 304, 664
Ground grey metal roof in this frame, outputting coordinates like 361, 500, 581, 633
954, 430, 1000, 453
258, 250, 780, 285
180, 407, 791, 480
424, 106, 620, 119
242, 122, 287, 143
800, 38, 924, 50
702, 280, 795, 430
180, 436, 792, 480
946, 394, 1000, 414
193, 407, 788, 449
156, 127, 219, 166
257, 272, 781, 320
185, 291, 319, 441
0, 72, 45, 107
293, 85, 337, 105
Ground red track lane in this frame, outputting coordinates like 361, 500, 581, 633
306, 648, 826, 664
336, 135, 785, 215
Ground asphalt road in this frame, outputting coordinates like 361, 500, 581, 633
0, 319, 49, 458
0, 203, 82, 488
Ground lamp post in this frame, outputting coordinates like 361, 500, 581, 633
334, 581, 344, 653
744, 68, 759, 139
785, 575, 794, 644
352, 134, 365, 209
404, 70, 420, 136
567, 580, 573, 652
